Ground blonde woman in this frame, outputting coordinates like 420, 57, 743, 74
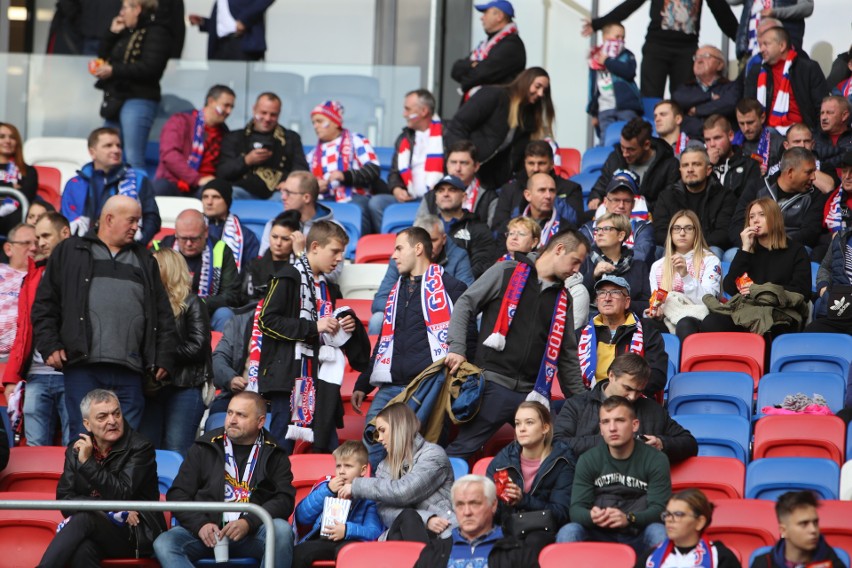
140, 248, 212, 456
646, 210, 722, 340
340, 403, 455, 543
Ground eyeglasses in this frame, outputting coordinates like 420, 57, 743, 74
671, 225, 695, 234
592, 226, 618, 234
661, 511, 699, 522
174, 235, 204, 243
595, 289, 626, 299
504, 231, 530, 238
693, 53, 723, 63
281, 189, 306, 197
7, 240, 36, 247
606, 197, 634, 205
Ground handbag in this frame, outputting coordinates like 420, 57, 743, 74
129, 512, 165, 558
100, 89, 125, 121
505, 509, 554, 539
827, 285, 852, 321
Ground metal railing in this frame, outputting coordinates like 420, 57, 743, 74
0, 499, 276, 565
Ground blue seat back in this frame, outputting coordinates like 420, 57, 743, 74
604, 121, 628, 146
769, 333, 852, 378
569, 171, 598, 198
380, 202, 420, 234
231, 201, 281, 222
580, 146, 611, 174
155, 449, 184, 494
449, 457, 469, 480
374, 146, 394, 181
756, 372, 846, 419
672, 414, 751, 463
323, 201, 362, 258
745, 457, 840, 500
668, 372, 754, 420
662, 333, 680, 387
205, 412, 226, 433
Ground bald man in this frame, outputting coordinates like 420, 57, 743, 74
155, 209, 241, 330
33, 195, 177, 437
672, 44, 741, 139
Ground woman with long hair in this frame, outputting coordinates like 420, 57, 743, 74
486, 401, 575, 556
645, 210, 722, 340
341, 403, 455, 543
701, 197, 811, 334
637, 489, 740, 567
0, 122, 38, 238
140, 248, 212, 456
445, 67, 556, 189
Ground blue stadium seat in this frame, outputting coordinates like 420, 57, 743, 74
322, 201, 362, 258
672, 414, 751, 463
569, 172, 598, 198
205, 412, 226, 432
450, 457, 469, 480
581, 146, 611, 174
374, 146, 394, 181
155, 449, 184, 494
812, 262, 819, 293
755, 372, 846, 419
749, 546, 850, 568
230, 201, 282, 242
745, 457, 840, 500
667, 372, 754, 420
380, 202, 420, 234
769, 333, 852, 378
662, 333, 680, 389
604, 121, 628, 147
144, 140, 160, 179
643, 97, 663, 130
196, 558, 259, 566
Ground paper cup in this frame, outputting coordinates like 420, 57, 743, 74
214, 535, 229, 563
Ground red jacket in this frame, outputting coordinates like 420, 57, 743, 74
3, 257, 46, 385
154, 111, 227, 188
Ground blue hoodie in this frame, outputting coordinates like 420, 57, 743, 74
294, 479, 383, 544
587, 48, 643, 117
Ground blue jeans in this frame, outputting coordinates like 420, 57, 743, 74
367, 311, 383, 335
362, 384, 405, 471
63, 364, 145, 437
211, 307, 236, 332
138, 385, 205, 457
23, 373, 70, 446
153, 520, 294, 568
105, 98, 158, 171
597, 109, 639, 144
556, 521, 666, 555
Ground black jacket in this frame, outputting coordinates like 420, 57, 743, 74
95, 13, 170, 102
554, 380, 698, 463
491, 171, 584, 235
653, 176, 736, 249
171, 294, 213, 388
167, 428, 296, 536
744, 55, 830, 132
589, 138, 680, 209
414, 529, 538, 568
723, 242, 812, 298
32, 233, 177, 375
217, 123, 310, 199
672, 78, 742, 140
712, 146, 762, 200
443, 212, 497, 279
451, 32, 526, 94
0, 164, 38, 239
814, 128, 852, 171
421, 184, 499, 229
581, 247, 652, 313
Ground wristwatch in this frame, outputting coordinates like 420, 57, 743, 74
627, 512, 637, 525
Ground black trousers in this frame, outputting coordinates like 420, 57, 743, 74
292, 539, 348, 568
805, 317, 852, 334
386, 509, 433, 544
640, 40, 697, 98
212, 34, 263, 61
643, 316, 702, 342
38, 511, 135, 567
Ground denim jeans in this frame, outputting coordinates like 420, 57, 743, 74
556, 521, 667, 555
597, 109, 639, 144
23, 373, 70, 446
105, 98, 158, 170
138, 385, 205, 457
362, 384, 405, 471
153, 520, 294, 568
63, 363, 145, 436
211, 307, 236, 332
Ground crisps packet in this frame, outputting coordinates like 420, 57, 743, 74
649, 289, 668, 310
494, 470, 511, 503
736, 273, 753, 289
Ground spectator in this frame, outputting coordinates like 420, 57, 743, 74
672, 45, 741, 139
139, 248, 211, 457
749, 491, 844, 568
156, 209, 241, 332
581, 171, 656, 265
93, 0, 170, 171
485, 401, 576, 556
555, 353, 696, 463
39, 389, 166, 565
47, 0, 121, 55
259, 172, 335, 256
371, 89, 444, 231
0, 223, 36, 359
557, 395, 670, 554
637, 488, 741, 567
339, 403, 456, 543
292, 441, 382, 567
2, 213, 71, 446
368, 214, 474, 334
201, 178, 260, 273
188, 0, 273, 61
451, 1, 526, 103
308, 99, 381, 235
581, 0, 737, 98
62, 127, 161, 245
653, 147, 736, 252
517, 172, 579, 249
579, 275, 667, 394
153, 391, 296, 566
731, 0, 814, 61
586, 22, 642, 140
414, 475, 538, 567
444, 229, 589, 458
588, 118, 680, 212
153, 84, 236, 197
242, 210, 302, 303
703, 114, 762, 199
445, 67, 555, 189
208, 302, 259, 416
352, 227, 470, 469
25, 200, 53, 227
815, 95, 852, 172
217, 92, 309, 200
734, 98, 784, 175
653, 101, 691, 156
33, 195, 176, 436
743, 26, 829, 133
830, 46, 852, 105
0, 123, 38, 238
646, 211, 723, 340
766, 123, 837, 195
429, 174, 496, 279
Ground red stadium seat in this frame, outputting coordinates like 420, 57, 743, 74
704, 499, 779, 562
337, 412, 366, 444
340, 298, 372, 329
483, 423, 515, 457
33, 165, 62, 209
681, 333, 765, 388
336, 541, 425, 568
290, 454, 336, 506
539, 542, 636, 567
814, 500, 852, 554
555, 148, 581, 179
753, 415, 845, 464
472, 457, 492, 476
670, 457, 745, 499
354, 234, 395, 264
0, 492, 64, 568
0, 446, 66, 493
210, 331, 223, 351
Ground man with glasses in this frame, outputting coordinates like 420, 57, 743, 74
0, 223, 37, 359
672, 45, 741, 140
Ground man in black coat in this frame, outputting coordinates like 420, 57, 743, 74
672, 45, 741, 140
703, 114, 762, 200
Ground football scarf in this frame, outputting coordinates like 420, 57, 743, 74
0, 161, 21, 185
646, 537, 716, 568
462, 178, 482, 213
757, 48, 798, 128
187, 110, 205, 171
824, 187, 849, 233
245, 300, 263, 393
734, 128, 771, 169
526, 287, 569, 408
578, 315, 644, 388
674, 132, 690, 156
588, 38, 625, 71
173, 238, 217, 299
464, 22, 519, 100
839, 78, 852, 99
483, 262, 530, 351
221, 213, 245, 271
223, 431, 263, 522
310, 129, 379, 202
523, 204, 560, 247
746, 0, 771, 57
398, 117, 444, 198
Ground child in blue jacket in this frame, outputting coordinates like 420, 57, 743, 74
292, 441, 383, 567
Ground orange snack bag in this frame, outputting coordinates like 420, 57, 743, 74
649, 289, 668, 310
736, 273, 753, 289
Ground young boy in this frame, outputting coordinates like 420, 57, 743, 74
587, 22, 643, 143
292, 441, 383, 568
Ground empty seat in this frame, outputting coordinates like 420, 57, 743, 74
539, 542, 636, 568
745, 457, 840, 500
755, 372, 846, 418
337, 412, 366, 445
555, 148, 581, 178
815, 500, 852, 554
380, 202, 420, 234
290, 454, 336, 505
0, 497, 63, 568
580, 146, 611, 173
23, 137, 90, 188
338, 264, 388, 299
569, 171, 598, 198
472, 457, 492, 476
155, 449, 184, 494
753, 415, 845, 463
667, 371, 755, 420
154, 196, 202, 229
354, 234, 395, 264
672, 414, 751, 463
681, 333, 765, 386
670, 457, 745, 499
769, 333, 852, 377
230, 201, 279, 224
339, 298, 372, 329
0, 446, 66, 492
704, 499, 778, 563
449, 457, 469, 480
323, 201, 362, 258
336, 541, 425, 568
33, 165, 62, 208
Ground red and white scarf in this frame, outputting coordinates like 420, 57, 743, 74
372, 264, 453, 385
840, 78, 852, 99
309, 130, 379, 202
398, 117, 444, 198
588, 38, 624, 71
757, 48, 798, 128
523, 204, 560, 247
464, 22, 519, 100
578, 314, 644, 388
223, 431, 263, 522
221, 214, 245, 271
462, 178, 482, 213
0, 161, 21, 185
824, 186, 850, 233
245, 300, 264, 393
674, 132, 690, 156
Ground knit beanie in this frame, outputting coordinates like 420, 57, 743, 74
202, 178, 234, 209
311, 100, 344, 128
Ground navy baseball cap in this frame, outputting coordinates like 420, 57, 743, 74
475, 1, 515, 17
595, 274, 631, 295
434, 175, 466, 192
605, 170, 640, 195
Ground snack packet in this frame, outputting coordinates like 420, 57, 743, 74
88, 58, 105, 75
494, 470, 511, 503
649, 289, 668, 310
736, 273, 753, 289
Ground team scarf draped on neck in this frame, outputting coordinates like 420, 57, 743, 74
646, 537, 716, 568
372, 264, 453, 385
398, 117, 444, 198
523, 204, 560, 247
588, 38, 625, 71
464, 22, 519, 101
757, 48, 798, 128
310, 130, 379, 202
498, 252, 513, 262
187, 110, 205, 171
746, 0, 771, 57
674, 132, 690, 156
840, 78, 852, 99
824, 187, 850, 233
462, 178, 482, 213
174, 238, 217, 298
578, 315, 644, 388
221, 214, 245, 271
245, 300, 264, 393
0, 161, 21, 185
733, 128, 771, 169
223, 431, 263, 523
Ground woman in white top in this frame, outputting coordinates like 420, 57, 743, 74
646, 210, 722, 340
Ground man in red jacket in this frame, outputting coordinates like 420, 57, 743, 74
2, 212, 70, 445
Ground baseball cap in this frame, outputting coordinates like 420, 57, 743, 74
475, 1, 514, 18
594, 274, 631, 295
434, 174, 466, 192
605, 170, 640, 195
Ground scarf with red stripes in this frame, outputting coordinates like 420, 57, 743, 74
0, 161, 21, 185
310, 130, 378, 202
462, 178, 482, 213
397, 117, 444, 198
646, 537, 716, 568
463, 22, 519, 101
245, 300, 264, 393
578, 314, 644, 388
187, 110, 205, 171
757, 49, 798, 128
674, 132, 690, 156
